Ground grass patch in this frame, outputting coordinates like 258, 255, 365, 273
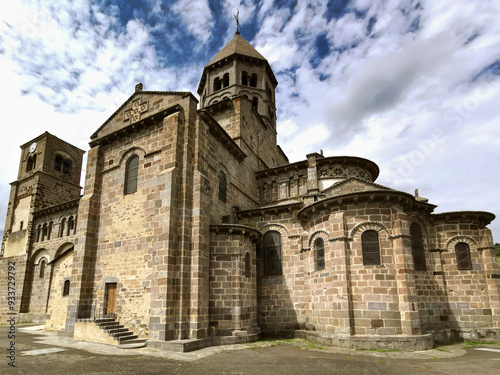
462, 340, 500, 348
434, 347, 449, 352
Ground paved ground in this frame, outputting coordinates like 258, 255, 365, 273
2, 324, 500, 374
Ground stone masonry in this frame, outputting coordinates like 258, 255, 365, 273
1, 32, 499, 352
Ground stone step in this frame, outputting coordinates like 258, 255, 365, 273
108, 328, 128, 334
95, 318, 115, 324
118, 334, 138, 342
101, 324, 124, 331
113, 331, 134, 338
98, 322, 121, 329
117, 339, 147, 349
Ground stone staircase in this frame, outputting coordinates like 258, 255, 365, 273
95, 318, 147, 348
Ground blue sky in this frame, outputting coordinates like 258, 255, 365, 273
0, 0, 500, 241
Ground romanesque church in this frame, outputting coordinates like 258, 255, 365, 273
1, 31, 499, 351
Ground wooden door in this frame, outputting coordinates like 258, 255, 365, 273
104, 283, 117, 315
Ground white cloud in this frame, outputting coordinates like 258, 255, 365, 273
172, 0, 213, 45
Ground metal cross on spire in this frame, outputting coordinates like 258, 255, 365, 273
234, 10, 240, 34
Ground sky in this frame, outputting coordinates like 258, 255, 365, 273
0, 0, 499, 242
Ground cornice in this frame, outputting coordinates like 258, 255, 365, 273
297, 191, 436, 221
32, 198, 81, 218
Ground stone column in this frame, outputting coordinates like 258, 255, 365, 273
333, 211, 353, 335
392, 211, 422, 335
305, 152, 323, 195
65, 145, 103, 333
478, 228, 500, 327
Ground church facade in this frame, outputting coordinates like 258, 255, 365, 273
1, 32, 499, 351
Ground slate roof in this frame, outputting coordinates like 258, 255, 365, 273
207, 32, 267, 66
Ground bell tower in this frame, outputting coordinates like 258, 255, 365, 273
197, 31, 278, 129
1, 132, 84, 258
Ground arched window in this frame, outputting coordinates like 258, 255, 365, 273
250, 73, 257, 87
39, 260, 46, 278
241, 71, 248, 86
455, 242, 472, 270
361, 230, 381, 265
252, 97, 259, 110
63, 280, 70, 296
410, 223, 426, 271
264, 231, 282, 276
244, 252, 251, 278
59, 218, 66, 237
42, 223, 48, 241
36, 225, 41, 242
67, 216, 74, 236
218, 171, 227, 203
315, 237, 325, 270
26, 154, 36, 172
47, 222, 53, 240
54, 155, 63, 172
124, 155, 139, 195
214, 77, 221, 91
63, 159, 72, 175
223, 73, 229, 88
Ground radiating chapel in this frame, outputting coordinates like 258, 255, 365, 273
1, 31, 499, 351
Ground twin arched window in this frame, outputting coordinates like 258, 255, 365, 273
410, 223, 426, 271
54, 154, 72, 175
263, 231, 282, 276
314, 238, 325, 270
241, 72, 258, 87
361, 230, 381, 265
124, 155, 139, 195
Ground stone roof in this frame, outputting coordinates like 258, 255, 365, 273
207, 32, 267, 66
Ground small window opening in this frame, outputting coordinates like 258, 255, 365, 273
124, 155, 139, 195
54, 155, 63, 172
455, 242, 472, 270
250, 73, 257, 87
59, 218, 66, 237
362, 230, 381, 265
223, 73, 229, 88
244, 252, 251, 278
39, 260, 46, 278
67, 217, 74, 236
26, 154, 37, 172
252, 97, 259, 110
63, 159, 72, 175
241, 71, 248, 86
63, 280, 70, 296
214, 77, 221, 91
218, 171, 227, 203
315, 237, 325, 270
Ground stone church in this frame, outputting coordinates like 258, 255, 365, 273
1, 31, 499, 351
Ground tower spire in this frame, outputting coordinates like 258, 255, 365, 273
233, 10, 240, 34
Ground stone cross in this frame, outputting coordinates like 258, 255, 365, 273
124, 98, 148, 123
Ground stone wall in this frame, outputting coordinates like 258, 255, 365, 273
208, 228, 258, 337
45, 251, 73, 331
